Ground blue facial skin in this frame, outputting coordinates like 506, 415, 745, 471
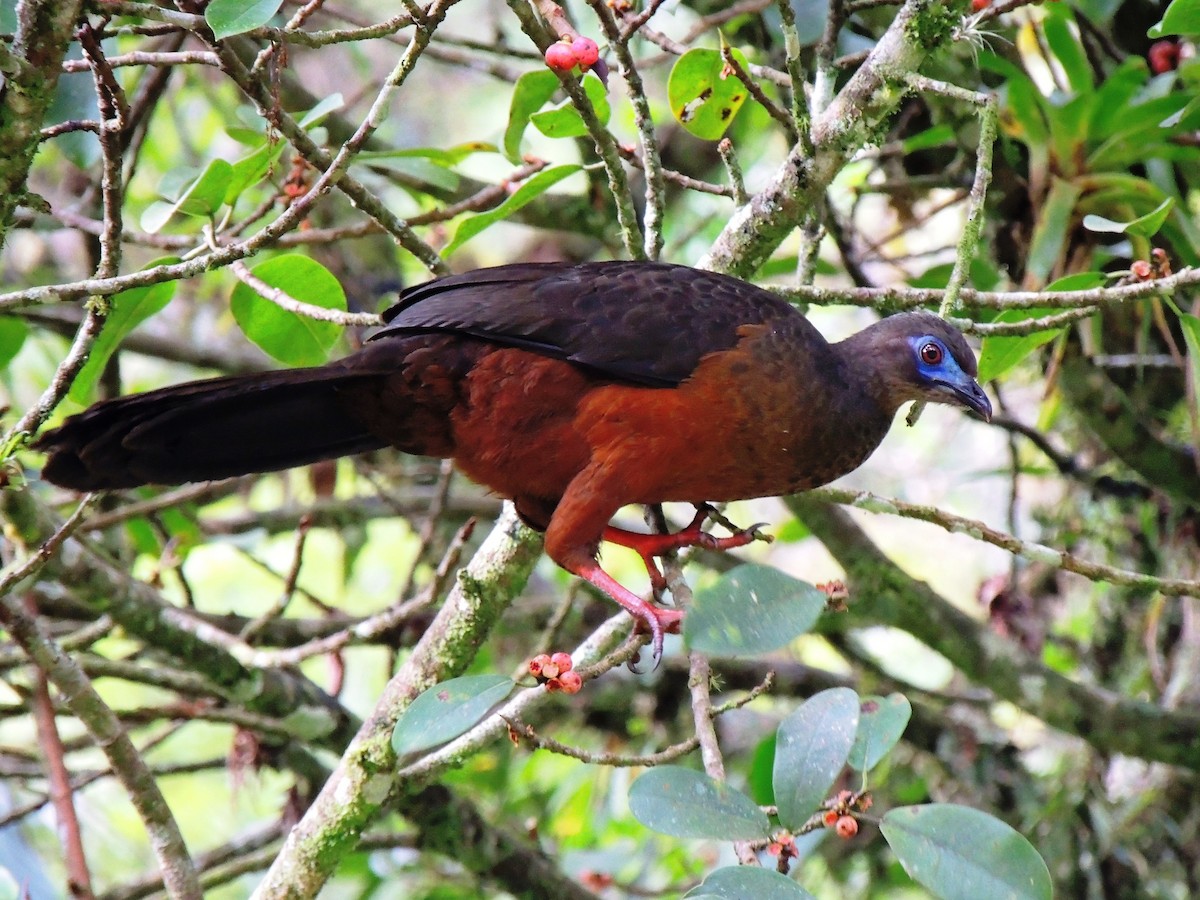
908, 335, 993, 421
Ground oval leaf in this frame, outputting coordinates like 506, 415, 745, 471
684, 564, 825, 656
392, 674, 513, 758
685, 866, 817, 899
668, 47, 751, 140
504, 69, 560, 161
0, 316, 29, 371
773, 687, 860, 830
847, 693, 911, 773
881, 804, 1052, 900
206, 0, 285, 40
531, 73, 610, 139
443, 164, 581, 256
143, 158, 234, 232
70, 259, 180, 404
1082, 197, 1174, 239
629, 766, 771, 841
230, 254, 347, 366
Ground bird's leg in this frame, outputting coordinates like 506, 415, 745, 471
566, 557, 683, 662
542, 476, 683, 663
603, 503, 772, 578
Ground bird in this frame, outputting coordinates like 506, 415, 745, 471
35, 261, 991, 659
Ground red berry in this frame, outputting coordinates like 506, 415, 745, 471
835, 816, 858, 839
823, 810, 839, 826
558, 670, 583, 694
550, 651, 573, 672
971, 0, 989, 10
528, 654, 551, 678
571, 36, 600, 68
544, 42, 578, 73
1149, 41, 1180, 75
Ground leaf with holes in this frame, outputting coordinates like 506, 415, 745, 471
684, 564, 825, 656
881, 804, 1052, 900
230, 255, 347, 366
668, 46, 752, 140
392, 675, 514, 758
629, 766, 771, 840
773, 687, 860, 830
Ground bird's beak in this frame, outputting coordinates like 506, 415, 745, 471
944, 377, 992, 422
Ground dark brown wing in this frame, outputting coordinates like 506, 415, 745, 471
373, 261, 819, 387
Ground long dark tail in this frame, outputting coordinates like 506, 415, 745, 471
35, 367, 389, 491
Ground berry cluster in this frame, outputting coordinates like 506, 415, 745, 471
544, 36, 601, 74
528, 651, 583, 694
819, 789, 871, 840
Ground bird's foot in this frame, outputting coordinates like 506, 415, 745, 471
603, 504, 774, 586
571, 558, 681, 666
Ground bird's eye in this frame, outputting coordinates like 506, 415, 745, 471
919, 341, 943, 365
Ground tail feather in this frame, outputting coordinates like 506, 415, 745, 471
35, 368, 389, 491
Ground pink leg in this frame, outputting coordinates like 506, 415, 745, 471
603, 505, 771, 585
569, 558, 683, 661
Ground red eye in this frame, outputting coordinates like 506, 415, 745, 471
919, 342, 943, 365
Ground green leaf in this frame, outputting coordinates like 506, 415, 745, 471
977, 308, 1062, 384
1042, 8, 1092, 94
628, 766, 771, 840
530, 73, 610, 139
298, 93, 344, 129
881, 805, 1053, 900
69, 260, 181, 404
684, 866, 817, 898
1025, 177, 1082, 285
901, 123, 956, 154
977, 272, 1106, 383
773, 687, 860, 830
684, 564, 825, 656
1083, 197, 1174, 239
357, 154, 461, 192
0, 316, 29, 371
225, 141, 287, 205
1149, 0, 1200, 37
206, 0, 285, 40
392, 674, 513, 758
847, 693, 911, 773
668, 46, 752, 140
230, 254, 347, 366
142, 158, 234, 232
443, 164, 581, 256
504, 69, 560, 162
1175, 310, 1200, 415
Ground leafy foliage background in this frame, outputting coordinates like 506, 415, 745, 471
1, 0, 1200, 897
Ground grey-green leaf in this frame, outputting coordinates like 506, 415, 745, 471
685, 866, 818, 898
629, 766, 771, 840
392, 675, 514, 758
773, 687, 860, 830
881, 804, 1053, 900
847, 693, 911, 772
684, 564, 825, 657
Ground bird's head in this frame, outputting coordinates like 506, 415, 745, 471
847, 312, 992, 422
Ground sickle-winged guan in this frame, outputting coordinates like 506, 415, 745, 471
35, 261, 991, 658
